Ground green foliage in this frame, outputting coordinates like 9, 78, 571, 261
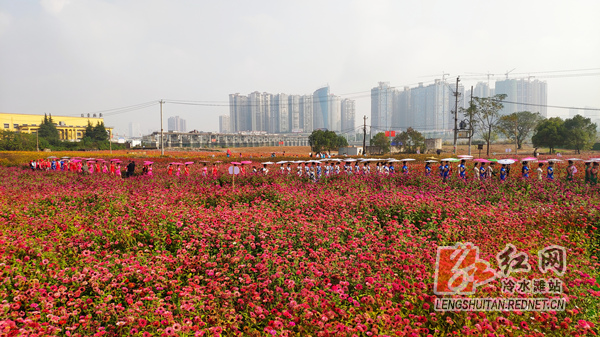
37, 114, 60, 145
532, 117, 564, 154
393, 127, 425, 153
563, 115, 597, 154
370, 132, 390, 154
0, 130, 47, 151
463, 94, 506, 156
308, 130, 347, 154
81, 121, 110, 150
497, 111, 543, 149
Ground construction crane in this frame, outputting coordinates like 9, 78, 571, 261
465, 71, 495, 89
505, 68, 516, 79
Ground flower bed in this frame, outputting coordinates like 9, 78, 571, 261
0, 168, 598, 336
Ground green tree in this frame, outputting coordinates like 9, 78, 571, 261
308, 130, 328, 153
370, 132, 390, 154
562, 115, 597, 154
37, 114, 60, 145
83, 121, 109, 142
0, 130, 41, 151
326, 134, 348, 154
497, 111, 543, 150
393, 127, 425, 153
532, 117, 564, 154
92, 122, 109, 142
463, 94, 507, 156
308, 130, 347, 154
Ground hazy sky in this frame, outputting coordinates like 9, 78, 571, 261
1, 0, 599, 136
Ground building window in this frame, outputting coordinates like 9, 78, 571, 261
3, 124, 8, 129
13, 124, 18, 128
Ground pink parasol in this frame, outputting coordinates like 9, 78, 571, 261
538, 160, 548, 163
144, 161, 154, 164
215, 161, 222, 163
110, 159, 120, 161
521, 157, 537, 161
473, 158, 490, 163
231, 162, 241, 165
171, 162, 183, 165
241, 161, 252, 164
184, 161, 194, 165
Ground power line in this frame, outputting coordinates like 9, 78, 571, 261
102, 102, 158, 116
461, 72, 600, 81
511, 67, 600, 75
491, 99, 600, 111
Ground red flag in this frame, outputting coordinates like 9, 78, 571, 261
391, 131, 396, 137
385, 131, 390, 137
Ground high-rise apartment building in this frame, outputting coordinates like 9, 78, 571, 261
341, 99, 356, 132
473, 82, 492, 99
219, 115, 230, 133
273, 94, 289, 133
248, 92, 264, 132
288, 95, 301, 132
494, 79, 547, 117
128, 122, 141, 138
228, 86, 343, 134
167, 116, 187, 132
371, 82, 394, 132
299, 95, 313, 133
329, 95, 341, 132
374, 80, 462, 136
392, 87, 411, 131
313, 86, 330, 130
229, 93, 249, 132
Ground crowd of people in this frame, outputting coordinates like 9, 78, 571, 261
27, 156, 600, 185
29, 158, 138, 177
241, 157, 600, 184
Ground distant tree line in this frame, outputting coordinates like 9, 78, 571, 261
462, 95, 598, 155
0, 114, 126, 151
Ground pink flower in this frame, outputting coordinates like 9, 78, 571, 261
578, 320, 594, 330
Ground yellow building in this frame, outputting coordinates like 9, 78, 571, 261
0, 113, 113, 141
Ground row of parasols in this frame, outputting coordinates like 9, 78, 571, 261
167, 161, 219, 165
46, 156, 125, 164
46, 155, 600, 167
229, 155, 599, 166
422, 155, 600, 165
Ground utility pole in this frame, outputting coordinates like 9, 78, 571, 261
453, 76, 460, 154
160, 100, 164, 156
514, 117, 518, 155
36, 130, 39, 152
362, 115, 367, 156
468, 86, 473, 156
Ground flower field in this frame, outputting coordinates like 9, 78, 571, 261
0, 165, 599, 336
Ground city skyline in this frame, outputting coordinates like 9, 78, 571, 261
167, 115, 187, 133
228, 87, 355, 135
0, 1, 598, 136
